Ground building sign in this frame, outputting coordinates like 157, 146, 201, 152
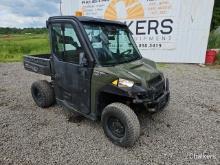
80, 0, 179, 50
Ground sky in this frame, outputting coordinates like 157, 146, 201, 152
0, 0, 60, 28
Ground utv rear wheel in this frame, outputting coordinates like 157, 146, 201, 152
31, 80, 55, 108
101, 103, 140, 147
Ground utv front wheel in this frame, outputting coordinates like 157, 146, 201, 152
101, 103, 140, 147
31, 80, 55, 108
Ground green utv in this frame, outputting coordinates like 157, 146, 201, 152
24, 16, 170, 147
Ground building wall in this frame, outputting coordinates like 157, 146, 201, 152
61, 0, 214, 63
61, 0, 79, 16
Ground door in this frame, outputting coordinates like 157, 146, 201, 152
50, 22, 92, 114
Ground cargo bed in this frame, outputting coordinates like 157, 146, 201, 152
24, 54, 51, 76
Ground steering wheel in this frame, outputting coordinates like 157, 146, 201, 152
120, 49, 132, 56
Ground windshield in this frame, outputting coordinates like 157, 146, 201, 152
83, 23, 142, 66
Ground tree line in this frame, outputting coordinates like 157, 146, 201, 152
0, 27, 47, 35
211, 0, 220, 31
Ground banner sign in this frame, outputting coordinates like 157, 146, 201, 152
80, 0, 179, 50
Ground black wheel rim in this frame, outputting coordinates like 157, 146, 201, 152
107, 117, 125, 138
33, 88, 43, 102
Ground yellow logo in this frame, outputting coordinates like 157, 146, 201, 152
104, 0, 144, 20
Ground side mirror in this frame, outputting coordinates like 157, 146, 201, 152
79, 52, 88, 67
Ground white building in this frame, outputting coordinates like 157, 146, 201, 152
61, 0, 214, 63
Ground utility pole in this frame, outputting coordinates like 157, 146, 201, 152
60, 0, 62, 16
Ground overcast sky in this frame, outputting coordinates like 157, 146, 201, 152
0, 0, 60, 28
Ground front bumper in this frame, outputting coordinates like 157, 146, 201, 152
145, 90, 170, 112
132, 78, 170, 112
100, 77, 170, 112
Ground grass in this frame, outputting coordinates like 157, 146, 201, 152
208, 33, 220, 49
215, 51, 220, 65
208, 31, 220, 49
0, 34, 50, 62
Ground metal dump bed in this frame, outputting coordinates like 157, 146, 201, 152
24, 54, 51, 76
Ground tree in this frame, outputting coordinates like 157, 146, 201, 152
211, 0, 220, 31
0, 27, 47, 34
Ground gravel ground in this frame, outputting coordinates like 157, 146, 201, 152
0, 62, 219, 165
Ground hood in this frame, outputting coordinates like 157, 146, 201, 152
99, 58, 162, 87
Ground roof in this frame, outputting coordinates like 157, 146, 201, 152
48, 16, 126, 26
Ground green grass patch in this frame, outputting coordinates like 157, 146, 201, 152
215, 51, 220, 65
0, 34, 50, 62
156, 63, 169, 69
208, 31, 220, 49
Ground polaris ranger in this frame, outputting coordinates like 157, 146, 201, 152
24, 16, 170, 147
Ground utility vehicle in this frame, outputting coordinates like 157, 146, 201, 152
24, 16, 170, 147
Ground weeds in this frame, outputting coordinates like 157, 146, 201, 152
208, 31, 220, 49
215, 51, 220, 65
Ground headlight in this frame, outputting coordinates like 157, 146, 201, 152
112, 78, 134, 88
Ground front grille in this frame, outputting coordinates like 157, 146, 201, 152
148, 75, 165, 99
148, 75, 162, 86
154, 81, 165, 98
